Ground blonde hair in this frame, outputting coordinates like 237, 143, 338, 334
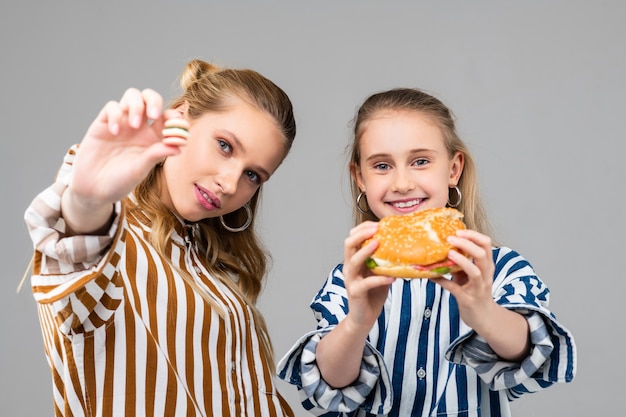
133, 59, 296, 369
348, 88, 493, 238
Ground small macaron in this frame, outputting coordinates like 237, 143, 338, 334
162, 118, 190, 146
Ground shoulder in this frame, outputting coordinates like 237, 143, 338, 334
314, 264, 346, 297
492, 246, 534, 274
491, 246, 546, 287
491, 246, 549, 293
332, 263, 344, 276
326, 263, 346, 287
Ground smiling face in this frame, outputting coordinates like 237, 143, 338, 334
353, 109, 464, 220
160, 96, 286, 222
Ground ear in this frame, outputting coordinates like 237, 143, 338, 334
449, 151, 464, 186
174, 101, 189, 118
350, 161, 366, 192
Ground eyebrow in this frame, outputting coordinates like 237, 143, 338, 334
364, 148, 436, 162
217, 129, 272, 179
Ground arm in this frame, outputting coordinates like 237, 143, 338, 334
468, 299, 529, 361
24, 88, 183, 331
442, 244, 577, 397
276, 223, 396, 415
276, 261, 394, 415
316, 221, 395, 388
316, 311, 373, 388
434, 229, 529, 361
24, 161, 125, 333
61, 189, 115, 235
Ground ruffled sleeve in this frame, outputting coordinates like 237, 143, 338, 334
24, 145, 124, 333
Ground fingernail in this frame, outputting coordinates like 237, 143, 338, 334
148, 107, 160, 119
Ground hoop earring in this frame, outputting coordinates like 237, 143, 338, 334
219, 203, 252, 232
356, 192, 371, 214
447, 186, 462, 208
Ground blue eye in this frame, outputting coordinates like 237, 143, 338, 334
374, 162, 390, 171
218, 139, 232, 153
413, 158, 428, 167
246, 170, 260, 185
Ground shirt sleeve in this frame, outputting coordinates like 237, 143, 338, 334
24, 145, 124, 334
276, 265, 393, 416
445, 247, 577, 400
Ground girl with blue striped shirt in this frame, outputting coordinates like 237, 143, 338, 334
278, 88, 576, 417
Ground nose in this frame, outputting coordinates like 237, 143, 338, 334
391, 168, 415, 193
215, 165, 240, 195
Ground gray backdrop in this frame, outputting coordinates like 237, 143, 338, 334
2, 1, 623, 416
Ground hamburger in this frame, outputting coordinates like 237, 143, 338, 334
364, 207, 467, 278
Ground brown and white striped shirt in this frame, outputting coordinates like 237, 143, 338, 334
24, 146, 293, 417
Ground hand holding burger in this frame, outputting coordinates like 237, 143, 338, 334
364, 207, 469, 278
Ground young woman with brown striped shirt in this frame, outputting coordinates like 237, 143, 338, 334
24, 59, 296, 417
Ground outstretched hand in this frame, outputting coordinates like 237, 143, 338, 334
70, 88, 185, 207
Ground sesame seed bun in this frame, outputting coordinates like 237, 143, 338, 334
364, 207, 467, 278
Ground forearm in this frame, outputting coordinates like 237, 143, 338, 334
316, 315, 371, 388
61, 188, 115, 235
476, 302, 530, 361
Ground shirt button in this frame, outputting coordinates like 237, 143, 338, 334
417, 368, 427, 379
194, 266, 202, 274
424, 308, 432, 319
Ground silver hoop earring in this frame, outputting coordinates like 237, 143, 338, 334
356, 192, 370, 214
447, 186, 462, 208
219, 203, 252, 232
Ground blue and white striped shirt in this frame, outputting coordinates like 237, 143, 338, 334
278, 247, 576, 417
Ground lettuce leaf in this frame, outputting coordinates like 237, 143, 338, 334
365, 258, 378, 269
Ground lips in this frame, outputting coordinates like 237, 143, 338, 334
195, 185, 221, 211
